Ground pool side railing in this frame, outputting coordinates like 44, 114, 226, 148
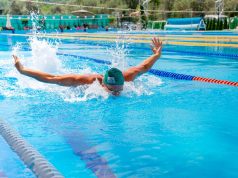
0, 118, 64, 178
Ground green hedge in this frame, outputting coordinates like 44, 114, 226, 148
229, 16, 238, 29
205, 18, 230, 30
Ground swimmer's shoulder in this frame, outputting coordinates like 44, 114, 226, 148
93, 74, 103, 83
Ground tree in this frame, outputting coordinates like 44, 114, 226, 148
206, 18, 210, 30
140, 4, 147, 29
5, 0, 236, 21
172, 0, 191, 18
26, 1, 38, 13
223, 18, 228, 29
124, 0, 139, 9
211, 18, 215, 30
219, 19, 224, 30
148, 0, 160, 20
51, 6, 64, 14
0, 0, 9, 14
10, 0, 25, 15
161, 0, 175, 18
190, 0, 205, 17
224, 0, 238, 17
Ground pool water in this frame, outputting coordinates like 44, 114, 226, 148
0, 31, 238, 178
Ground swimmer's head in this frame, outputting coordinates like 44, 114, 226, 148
103, 68, 124, 96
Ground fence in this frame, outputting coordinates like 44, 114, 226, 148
0, 14, 111, 30
0, 14, 237, 31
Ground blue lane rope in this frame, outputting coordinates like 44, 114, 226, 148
149, 69, 195, 80
55, 53, 238, 87
56, 52, 111, 65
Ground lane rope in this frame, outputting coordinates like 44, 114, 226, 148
0, 44, 237, 87
57, 53, 238, 87
0, 118, 64, 178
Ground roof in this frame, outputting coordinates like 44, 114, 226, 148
71, 10, 94, 17
204, 15, 228, 19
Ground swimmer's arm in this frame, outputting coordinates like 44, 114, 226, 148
123, 37, 162, 81
13, 55, 101, 86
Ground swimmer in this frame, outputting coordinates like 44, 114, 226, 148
13, 37, 162, 96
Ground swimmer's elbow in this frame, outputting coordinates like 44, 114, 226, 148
141, 64, 150, 72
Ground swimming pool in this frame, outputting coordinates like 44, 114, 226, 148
0, 31, 238, 178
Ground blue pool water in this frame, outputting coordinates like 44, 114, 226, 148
0, 31, 238, 178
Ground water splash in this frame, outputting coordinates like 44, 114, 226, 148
3, 13, 163, 102
29, 37, 62, 73
106, 34, 163, 97
123, 75, 163, 97
107, 33, 131, 70
7, 32, 162, 102
7, 34, 109, 102
59, 81, 109, 102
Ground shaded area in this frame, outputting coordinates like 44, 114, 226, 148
63, 132, 116, 178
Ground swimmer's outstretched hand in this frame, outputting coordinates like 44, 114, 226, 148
13, 55, 24, 73
150, 37, 162, 57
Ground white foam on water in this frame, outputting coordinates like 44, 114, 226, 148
59, 81, 109, 103
123, 75, 163, 97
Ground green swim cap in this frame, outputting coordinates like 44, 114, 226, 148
103, 68, 124, 86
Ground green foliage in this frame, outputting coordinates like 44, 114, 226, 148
230, 17, 238, 29
215, 19, 218, 30
124, 0, 139, 9
108, 17, 116, 25
215, 19, 224, 30
21, 19, 28, 26
205, 19, 210, 30
10, 0, 24, 15
211, 18, 216, 30
219, 20, 224, 30
140, 5, 147, 29
225, 0, 238, 16
223, 18, 228, 29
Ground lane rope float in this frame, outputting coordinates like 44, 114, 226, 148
0, 118, 64, 178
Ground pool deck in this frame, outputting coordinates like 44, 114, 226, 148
2, 31, 238, 48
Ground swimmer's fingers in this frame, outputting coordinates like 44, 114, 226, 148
152, 37, 158, 47
155, 37, 162, 47
152, 37, 161, 48
159, 38, 163, 47
151, 37, 162, 55
13, 55, 19, 64
150, 44, 156, 54
13, 54, 17, 61
12, 55, 23, 71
